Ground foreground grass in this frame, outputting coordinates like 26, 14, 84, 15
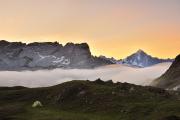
9, 100, 180, 120
15, 106, 114, 120
0, 80, 180, 120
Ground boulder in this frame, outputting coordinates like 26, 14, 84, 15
32, 101, 43, 108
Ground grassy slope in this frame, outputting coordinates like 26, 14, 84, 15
0, 80, 180, 120
153, 54, 180, 89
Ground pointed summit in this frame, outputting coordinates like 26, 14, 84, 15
135, 49, 147, 56
136, 49, 145, 53
137, 49, 144, 52
122, 50, 173, 67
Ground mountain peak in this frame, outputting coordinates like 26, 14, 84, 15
136, 49, 146, 55
122, 49, 173, 67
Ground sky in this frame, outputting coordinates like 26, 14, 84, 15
0, 0, 179, 59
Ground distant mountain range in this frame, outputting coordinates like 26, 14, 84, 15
152, 54, 180, 90
100, 49, 173, 67
0, 40, 112, 70
0, 40, 174, 70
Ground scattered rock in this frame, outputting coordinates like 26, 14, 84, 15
78, 90, 86, 96
129, 87, 135, 92
112, 91, 116, 95
32, 101, 43, 108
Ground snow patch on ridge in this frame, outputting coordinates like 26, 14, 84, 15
36, 52, 70, 65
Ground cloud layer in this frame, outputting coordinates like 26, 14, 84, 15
0, 62, 171, 88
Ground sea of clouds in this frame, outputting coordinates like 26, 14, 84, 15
0, 62, 171, 88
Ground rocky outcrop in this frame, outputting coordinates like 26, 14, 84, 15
0, 40, 113, 70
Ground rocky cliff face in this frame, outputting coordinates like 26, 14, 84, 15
152, 54, 180, 90
0, 40, 113, 70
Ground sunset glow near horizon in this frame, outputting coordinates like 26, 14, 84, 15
0, 0, 179, 59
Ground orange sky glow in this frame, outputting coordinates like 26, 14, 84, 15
0, 0, 179, 59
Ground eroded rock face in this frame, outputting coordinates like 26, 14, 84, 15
0, 40, 113, 70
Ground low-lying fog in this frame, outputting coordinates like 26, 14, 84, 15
0, 63, 171, 88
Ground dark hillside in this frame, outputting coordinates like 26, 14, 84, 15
0, 80, 180, 120
152, 54, 180, 90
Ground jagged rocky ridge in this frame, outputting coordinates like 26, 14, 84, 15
99, 55, 122, 64
152, 54, 180, 90
0, 40, 113, 70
